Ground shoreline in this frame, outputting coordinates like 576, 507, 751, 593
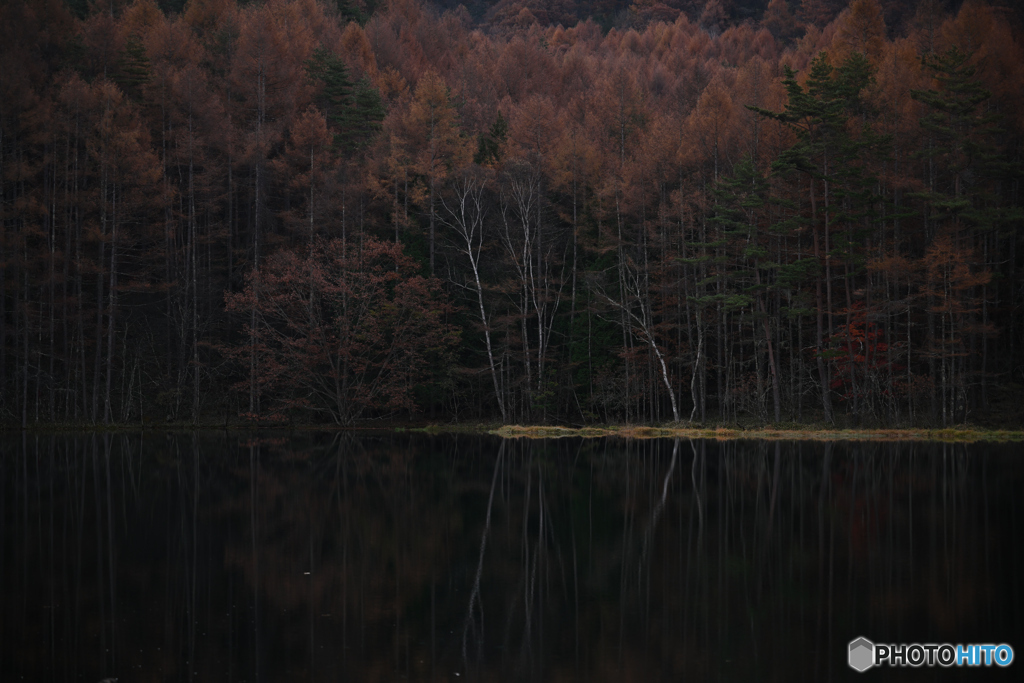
483, 425, 1024, 442
2, 421, 1022, 442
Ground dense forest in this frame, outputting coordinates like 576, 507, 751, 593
1, 0, 1022, 427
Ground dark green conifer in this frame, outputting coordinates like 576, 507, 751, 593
341, 76, 385, 152
911, 47, 1012, 229
474, 111, 508, 165
306, 49, 384, 153
306, 47, 354, 131
116, 35, 151, 102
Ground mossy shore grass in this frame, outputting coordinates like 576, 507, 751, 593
484, 424, 1024, 443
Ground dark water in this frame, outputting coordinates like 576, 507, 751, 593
2, 433, 1021, 682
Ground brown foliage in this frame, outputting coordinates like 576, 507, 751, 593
225, 238, 457, 423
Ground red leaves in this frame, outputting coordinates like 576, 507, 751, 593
828, 301, 898, 402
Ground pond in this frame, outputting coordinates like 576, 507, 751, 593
2, 433, 1021, 681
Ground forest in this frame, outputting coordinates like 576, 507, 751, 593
1, 0, 1022, 428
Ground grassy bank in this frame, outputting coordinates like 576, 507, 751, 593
481, 424, 1024, 443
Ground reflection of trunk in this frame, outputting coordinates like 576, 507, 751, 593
639, 439, 679, 576
90, 437, 109, 673
569, 441, 582, 667
515, 453, 542, 673
187, 437, 200, 683
103, 435, 117, 669
71, 434, 87, 673
815, 441, 833, 676
760, 442, 782, 568
463, 443, 504, 664
690, 440, 704, 545
249, 443, 261, 683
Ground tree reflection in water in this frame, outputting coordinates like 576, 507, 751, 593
1, 433, 1020, 681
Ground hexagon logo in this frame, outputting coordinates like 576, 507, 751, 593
849, 637, 875, 672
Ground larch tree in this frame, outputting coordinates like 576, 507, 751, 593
402, 70, 467, 276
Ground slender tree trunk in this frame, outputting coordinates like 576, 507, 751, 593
103, 183, 118, 424
689, 319, 704, 424
810, 178, 834, 424
92, 170, 107, 423
190, 113, 200, 421
758, 294, 782, 423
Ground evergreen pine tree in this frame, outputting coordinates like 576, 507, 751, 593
115, 35, 151, 102
750, 51, 885, 423
341, 76, 385, 152
911, 47, 1007, 227
305, 47, 354, 141
474, 111, 508, 165
306, 49, 384, 153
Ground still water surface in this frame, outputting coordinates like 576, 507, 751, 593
2, 433, 1021, 681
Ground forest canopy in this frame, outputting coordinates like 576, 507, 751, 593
1, 0, 1022, 427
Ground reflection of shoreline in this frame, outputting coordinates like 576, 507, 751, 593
486, 425, 1024, 442
4, 435, 1020, 681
